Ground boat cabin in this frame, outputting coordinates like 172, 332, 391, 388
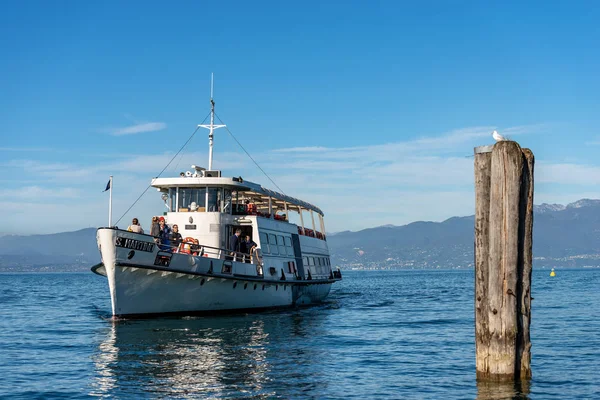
150, 167, 331, 280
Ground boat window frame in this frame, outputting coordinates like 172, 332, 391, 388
277, 235, 286, 255
176, 187, 207, 212
259, 232, 269, 254
268, 233, 279, 255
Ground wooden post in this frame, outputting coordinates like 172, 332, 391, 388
474, 141, 534, 381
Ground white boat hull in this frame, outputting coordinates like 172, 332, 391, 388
95, 228, 336, 317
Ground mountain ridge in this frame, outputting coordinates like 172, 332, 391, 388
1, 199, 599, 271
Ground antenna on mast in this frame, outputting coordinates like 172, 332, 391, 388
199, 73, 225, 170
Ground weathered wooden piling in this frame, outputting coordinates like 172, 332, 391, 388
474, 141, 534, 381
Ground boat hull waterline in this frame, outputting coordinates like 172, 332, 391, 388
95, 228, 336, 317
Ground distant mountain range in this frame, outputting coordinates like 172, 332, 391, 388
327, 199, 600, 269
0, 228, 98, 272
1, 199, 599, 272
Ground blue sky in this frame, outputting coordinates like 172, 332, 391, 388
1, 1, 600, 234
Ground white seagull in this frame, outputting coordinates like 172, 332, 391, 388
492, 130, 507, 142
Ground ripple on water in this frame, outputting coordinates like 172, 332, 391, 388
0, 270, 599, 399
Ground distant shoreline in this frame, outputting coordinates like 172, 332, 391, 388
1, 265, 598, 274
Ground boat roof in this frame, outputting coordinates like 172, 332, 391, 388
151, 176, 324, 216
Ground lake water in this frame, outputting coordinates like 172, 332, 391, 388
0, 269, 598, 399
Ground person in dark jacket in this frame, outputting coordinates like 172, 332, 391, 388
243, 235, 257, 263
158, 218, 171, 251
227, 229, 242, 261
170, 224, 182, 250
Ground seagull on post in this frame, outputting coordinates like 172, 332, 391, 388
492, 130, 507, 142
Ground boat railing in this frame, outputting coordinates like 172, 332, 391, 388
112, 228, 262, 265
296, 226, 326, 241
157, 240, 262, 266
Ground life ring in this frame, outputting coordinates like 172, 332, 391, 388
178, 237, 195, 254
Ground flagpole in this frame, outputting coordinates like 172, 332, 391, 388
108, 175, 113, 227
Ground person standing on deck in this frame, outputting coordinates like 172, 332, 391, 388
170, 225, 182, 250
227, 229, 242, 261
244, 235, 257, 263
127, 218, 144, 234
158, 217, 171, 251
150, 217, 160, 237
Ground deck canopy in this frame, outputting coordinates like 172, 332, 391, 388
151, 176, 323, 216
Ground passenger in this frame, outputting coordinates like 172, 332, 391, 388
227, 229, 241, 261
244, 235, 257, 263
158, 217, 171, 251
150, 217, 160, 237
170, 224, 182, 250
127, 218, 144, 234
190, 239, 200, 256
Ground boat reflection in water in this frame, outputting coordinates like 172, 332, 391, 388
89, 310, 331, 398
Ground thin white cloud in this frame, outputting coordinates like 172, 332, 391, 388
273, 146, 331, 153
0, 147, 55, 152
110, 122, 167, 136
0, 186, 81, 200
537, 163, 600, 185
270, 124, 542, 159
7, 121, 595, 234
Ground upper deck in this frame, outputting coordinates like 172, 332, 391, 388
151, 168, 327, 240
151, 175, 323, 216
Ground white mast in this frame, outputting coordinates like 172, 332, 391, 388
199, 73, 226, 170
108, 175, 113, 226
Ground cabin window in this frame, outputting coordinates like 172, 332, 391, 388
284, 236, 294, 256
223, 189, 232, 214
168, 188, 176, 211
207, 187, 221, 212
303, 257, 308, 266
308, 257, 314, 266
269, 234, 278, 255
259, 232, 269, 253
178, 188, 189, 211
277, 235, 286, 255
178, 188, 206, 211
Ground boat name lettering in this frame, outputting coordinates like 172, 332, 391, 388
185, 224, 197, 230
115, 237, 154, 252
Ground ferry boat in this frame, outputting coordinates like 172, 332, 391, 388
92, 88, 341, 317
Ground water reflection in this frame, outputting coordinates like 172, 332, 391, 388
476, 379, 531, 400
90, 323, 118, 395
90, 310, 330, 398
